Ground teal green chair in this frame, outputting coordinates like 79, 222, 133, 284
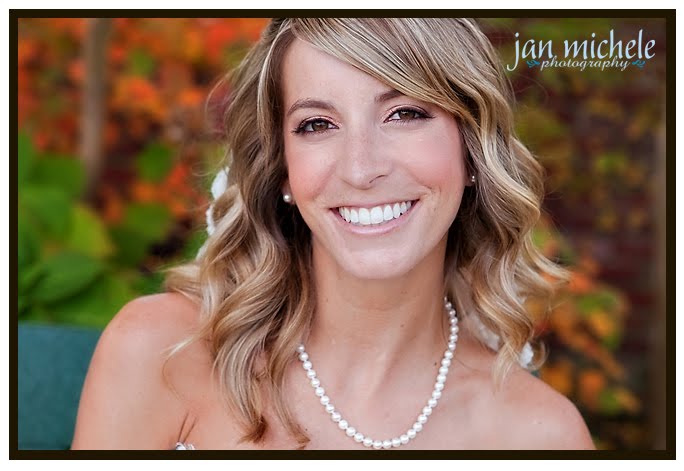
18, 323, 101, 450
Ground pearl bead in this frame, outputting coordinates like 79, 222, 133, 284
413, 422, 423, 432
422, 406, 432, 416
373, 441, 382, 449
435, 382, 444, 391
354, 433, 364, 443
363, 438, 373, 447
451, 325, 459, 333
320, 395, 330, 405
417, 414, 428, 425
449, 334, 457, 343
302, 361, 312, 370
437, 374, 446, 383
444, 351, 454, 360
310, 378, 320, 387
449, 309, 456, 316
400, 434, 409, 444
439, 366, 448, 375
346, 427, 356, 437
331, 412, 341, 422
382, 440, 392, 449
325, 403, 335, 413
428, 398, 437, 408
315, 387, 325, 397
392, 438, 401, 447
432, 390, 442, 400
338, 419, 348, 430
450, 317, 458, 325
297, 344, 305, 353
299, 352, 309, 361
441, 358, 451, 367
448, 343, 456, 351
407, 429, 417, 439
445, 302, 452, 309
306, 369, 316, 379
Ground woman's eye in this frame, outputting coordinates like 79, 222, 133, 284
296, 119, 333, 134
388, 108, 426, 122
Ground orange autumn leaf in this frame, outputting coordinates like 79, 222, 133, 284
567, 272, 594, 294
578, 369, 606, 409
540, 360, 574, 396
178, 88, 204, 108
131, 181, 158, 202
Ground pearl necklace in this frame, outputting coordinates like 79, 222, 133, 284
296, 296, 458, 450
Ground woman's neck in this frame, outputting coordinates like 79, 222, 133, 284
303, 237, 451, 394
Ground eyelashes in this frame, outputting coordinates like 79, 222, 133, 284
291, 107, 433, 135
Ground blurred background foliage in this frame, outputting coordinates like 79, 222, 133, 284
17, 17, 666, 450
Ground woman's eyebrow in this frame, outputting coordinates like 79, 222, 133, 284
285, 89, 406, 118
286, 98, 335, 118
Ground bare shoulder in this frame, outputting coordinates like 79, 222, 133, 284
71, 292, 209, 449
494, 366, 596, 450
451, 331, 595, 450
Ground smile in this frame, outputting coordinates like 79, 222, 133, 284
336, 200, 415, 226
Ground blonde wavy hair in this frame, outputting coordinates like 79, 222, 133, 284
166, 18, 566, 447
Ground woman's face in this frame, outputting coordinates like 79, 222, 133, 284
281, 38, 469, 281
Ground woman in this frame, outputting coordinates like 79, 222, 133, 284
71, 18, 594, 450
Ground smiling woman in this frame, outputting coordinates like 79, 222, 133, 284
71, 18, 595, 450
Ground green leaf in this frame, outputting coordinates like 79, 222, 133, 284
181, 229, 208, 260
31, 252, 105, 304
577, 291, 620, 317
65, 204, 115, 259
136, 143, 174, 183
19, 262, 46, 297
49, 273, 136, 328
132, 270, 165, 296
19, 185, 72, 239
120, 202, 173, 243
109, 226, 151, 267
127, 48, 156, 77
18, 215, 40, 271
31, 155, 85, 199
598, 388, 623, 415
18, 131, 35, 185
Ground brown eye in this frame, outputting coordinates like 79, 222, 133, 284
309, 120, 330, 132
388, 108, 427, 122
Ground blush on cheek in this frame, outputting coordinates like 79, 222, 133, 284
284, 150, 335, 204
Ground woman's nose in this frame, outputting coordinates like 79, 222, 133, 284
337, 126, 392, 189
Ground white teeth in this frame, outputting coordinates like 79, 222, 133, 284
337, 200, 414, 226
358, 208, 371, 225
370, 207, 384, 224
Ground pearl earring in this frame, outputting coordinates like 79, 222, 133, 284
283, 193, 292, 203
470, 175, 476, 184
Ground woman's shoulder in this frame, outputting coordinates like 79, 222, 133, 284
494, 367, 595, 449
71, 292, 210, 449
452, 332, 595, 449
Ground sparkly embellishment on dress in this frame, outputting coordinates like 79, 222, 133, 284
175, 442, 195, 450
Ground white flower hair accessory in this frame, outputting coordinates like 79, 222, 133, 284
197, 166, 230, 259
205, 167, 230, 237
470, 314, 534, 369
